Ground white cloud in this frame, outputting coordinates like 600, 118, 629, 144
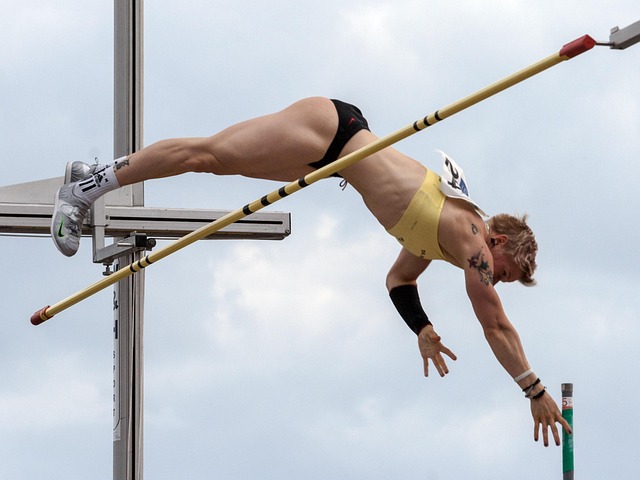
204, 212, 395, 371
0, 354, 110, 431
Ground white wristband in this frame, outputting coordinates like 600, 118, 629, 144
514, 369, 534, 383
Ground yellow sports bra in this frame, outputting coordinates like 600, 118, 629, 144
386, 151, 487, 260
386, 169, 446, 260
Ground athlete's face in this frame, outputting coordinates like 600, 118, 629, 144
491, 249, 520, 286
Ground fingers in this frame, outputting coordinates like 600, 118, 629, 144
560, 415, 573, 435
436, 355, 449, 377
420, 344, 431, 377
423, 354, 450, 377
540, 423, 560, 447
440, 345, 458, 361
418, 333, 456, 378
431, 354, 450, 377
534, 421, 551, 447
551, 423, 561, 446
534, 415, 567, 447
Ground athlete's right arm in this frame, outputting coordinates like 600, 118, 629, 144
386, 247, 431, 290
386, 248, 432, 334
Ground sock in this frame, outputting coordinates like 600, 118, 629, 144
73, 164, 121, 204
100, 155, 129, 171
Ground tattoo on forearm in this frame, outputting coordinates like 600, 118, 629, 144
471, 223, 479, 235
114, 157, 130, 171
467, 250, 493, 286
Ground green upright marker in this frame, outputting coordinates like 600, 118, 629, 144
562, 383, 574, 480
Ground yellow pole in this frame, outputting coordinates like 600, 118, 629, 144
31, 35, 596, 325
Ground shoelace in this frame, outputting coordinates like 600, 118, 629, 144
66, 221, 80, 237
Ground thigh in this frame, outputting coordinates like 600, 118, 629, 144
205, 97, 339, 181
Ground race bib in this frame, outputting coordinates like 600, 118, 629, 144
437, 150, 488, 217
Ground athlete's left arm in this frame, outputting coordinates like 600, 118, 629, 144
386, 248, 457, 377
463, 243, 571, 445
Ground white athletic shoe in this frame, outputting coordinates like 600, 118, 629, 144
51, 183, 91, 257
51, 161, 97, 257
65, 161, 97, 183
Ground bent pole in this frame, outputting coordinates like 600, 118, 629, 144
31, 35, 596, 325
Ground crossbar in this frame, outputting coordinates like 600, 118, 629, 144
30, 35, 596, 325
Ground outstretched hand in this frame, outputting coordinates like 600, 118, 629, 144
530, 392, 572, 446
417, 325, 457, 377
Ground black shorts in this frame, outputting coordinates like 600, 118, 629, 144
308, 99, 370, 178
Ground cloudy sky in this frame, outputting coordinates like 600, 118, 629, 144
2, 1, 639, 479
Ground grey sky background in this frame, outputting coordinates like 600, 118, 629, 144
1, 1, 639, 479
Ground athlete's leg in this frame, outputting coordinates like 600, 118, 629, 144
113, 96, 339, 185
51, 97, 339, 256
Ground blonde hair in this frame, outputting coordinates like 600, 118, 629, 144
489, 213, 538, 286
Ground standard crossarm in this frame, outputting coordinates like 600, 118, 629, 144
0, 203, 290, 240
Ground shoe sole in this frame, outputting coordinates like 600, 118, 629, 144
51, 190, 68, 256
50, 188, 79, 257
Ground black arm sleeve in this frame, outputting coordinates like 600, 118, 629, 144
388, 284, 432, 335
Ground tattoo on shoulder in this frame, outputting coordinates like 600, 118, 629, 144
471, 223, 479, 235
467, 250, 493, 286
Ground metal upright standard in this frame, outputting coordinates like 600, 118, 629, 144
112, 2, 145, 478
562, 383, 574, 480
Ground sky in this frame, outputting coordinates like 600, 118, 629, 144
1, 1, 639, 479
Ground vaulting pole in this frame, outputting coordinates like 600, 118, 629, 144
31, 34, 596, 325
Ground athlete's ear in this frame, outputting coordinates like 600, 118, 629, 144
492, 234, 509, 246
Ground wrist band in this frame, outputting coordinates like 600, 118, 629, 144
523, 378, 541, 397
514, 368, 534, 383
389, 285, 432, 335
524, 379, 546, 399
531, 387, 547, 400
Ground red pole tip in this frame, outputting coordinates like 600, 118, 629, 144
31, 306, 52, 326
559, 35, 596, 58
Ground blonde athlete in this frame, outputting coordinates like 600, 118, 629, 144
51, 96, 571, 446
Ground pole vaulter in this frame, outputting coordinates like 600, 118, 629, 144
31, 34, 598, 325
